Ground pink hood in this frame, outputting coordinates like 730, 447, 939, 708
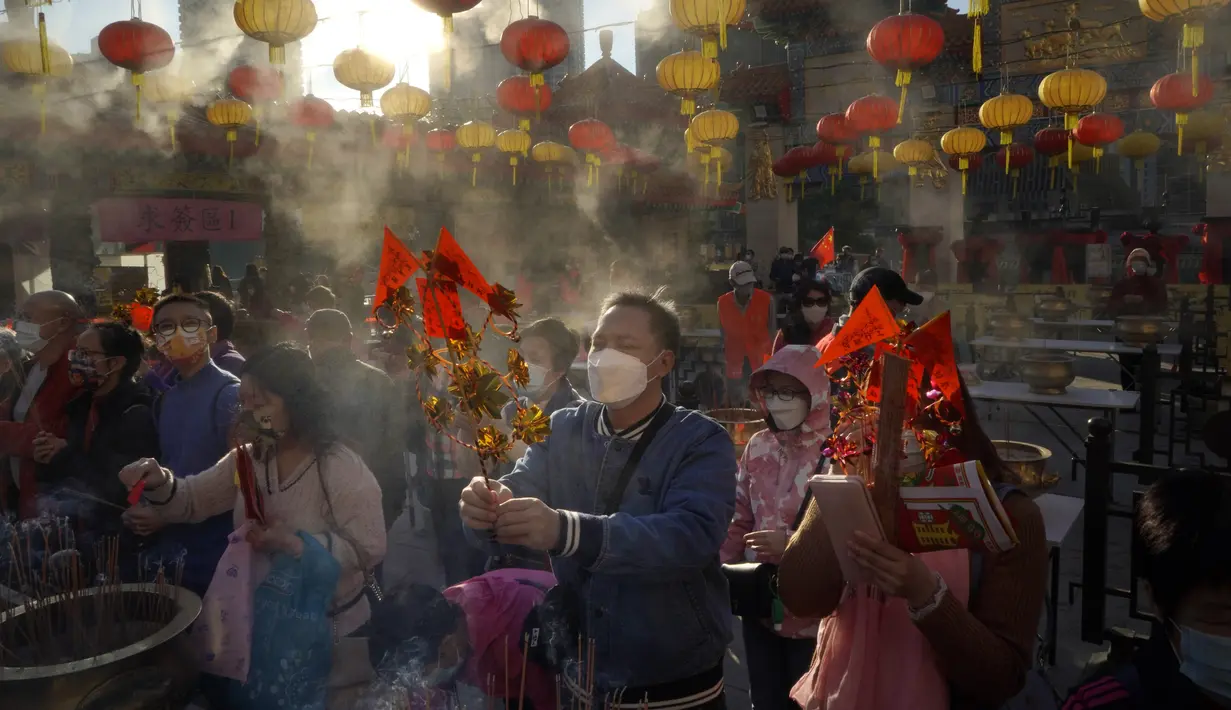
751, 344, 832, 442
1125, 247, 1153, 276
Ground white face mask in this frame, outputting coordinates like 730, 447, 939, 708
14, 318, 62, 354
587, 348, 662, 410
764, 396, 809, 430
1130, 261, 1149, 276
521, 363, 552, 398
802, 305, 828, 326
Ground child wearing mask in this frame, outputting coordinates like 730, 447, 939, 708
772, 282, 835, 353
1062, 470, 1231, 709
721, 345, 829, 710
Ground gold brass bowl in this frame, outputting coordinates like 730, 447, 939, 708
992, 440, 1059, 492
1018, 353, 1076, 394
1087, 284, 1112, 309
1036, 297, 1074, 322
1115, 315, 1167, 348
988, 311, 1032, 340
707, 407, 767, 453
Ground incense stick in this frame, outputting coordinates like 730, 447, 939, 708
517, 632, 529, 709
59, 488, 127, 511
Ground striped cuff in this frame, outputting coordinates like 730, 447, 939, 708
553, 510, 604, 568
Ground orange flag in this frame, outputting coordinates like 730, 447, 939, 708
418, 278, 468, 339
431, 227, 492, 300
905, 310, 965, 415
374, 227, 424, 312
810, 227, 836, 267
130, 304, 154, 333
817, 286, 899, 366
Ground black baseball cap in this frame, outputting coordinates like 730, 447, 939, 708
849, 267, 923, 307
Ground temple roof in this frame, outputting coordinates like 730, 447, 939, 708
548, 29, 677, 126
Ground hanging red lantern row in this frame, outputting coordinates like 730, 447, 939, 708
288, 95, 335, 168
865, 13, 945, 123
497, 75, 554, 131
948, 152, 983, 172
98, 17, 175, 120
425, 127, 457, 176
1150, 72, 1215, 155
568, 118, 615, 188
1033, 127, 1069, 188
1073, 113, 1124, 172
845, 95, 898, 178
500, 15, 569, 116
815, 113, 856, 171
994, 145, 1035, 198
228, 65, 284, 146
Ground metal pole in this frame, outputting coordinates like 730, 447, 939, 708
1080, 417, 1113, 644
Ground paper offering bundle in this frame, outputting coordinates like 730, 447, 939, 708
896, 460, 1019, 555
808, 473, 886, 586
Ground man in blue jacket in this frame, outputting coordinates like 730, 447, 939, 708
461, 290, 737, 710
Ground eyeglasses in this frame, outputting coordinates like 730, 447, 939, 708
755, 386, 807, 402
152, 318, 208, 337
800, 298, 829, 308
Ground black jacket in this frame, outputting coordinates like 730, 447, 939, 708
45, 379, 159, 532
1062, 632, 1223, 710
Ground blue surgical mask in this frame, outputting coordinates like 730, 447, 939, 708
1178, 625, 1231, 705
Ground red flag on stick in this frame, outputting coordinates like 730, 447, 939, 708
418, 278, 467, 339
906, 310, 965, 416
810, 227, 836, 267
431, 227, 492, 299
374, 227, 424, 312
817, 286, 899, 366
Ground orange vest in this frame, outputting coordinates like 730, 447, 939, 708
718, 289, 773, 379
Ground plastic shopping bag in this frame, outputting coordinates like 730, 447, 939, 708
195, 522, 257, 682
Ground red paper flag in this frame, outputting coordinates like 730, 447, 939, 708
431, 227, 492, 299
126, 479, 146, 507
905, 311, 965, 415
130, 304, 154, 333
865, 342, 925, 408
373, 227, 424, 313
418, 278, 467, 339
817, 286, 899, 366
810, 227, 836, 267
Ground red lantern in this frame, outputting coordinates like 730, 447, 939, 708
948, 152, 983, 172
569, 119, 615, 187
289, 95, 335, 167
866, 13, 945, 123
995, 145, 1035, 198
816, 113, 857, 146
496, 76, 553, 130
845, 95, 898, 178
1073, 113, 1124, 170
1151, 72, 1216, 155
500, 16, 569, 78
383, 124, 416, 150
426, 128, 456, 154
1033, 127, 1069, 157
228, 65, 284, 103
812, 142, 847, 194
97, 18, 175, 120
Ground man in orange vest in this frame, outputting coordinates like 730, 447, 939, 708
718, 261, 774, 405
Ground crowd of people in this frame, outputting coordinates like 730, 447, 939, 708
0, 253, 1224, 710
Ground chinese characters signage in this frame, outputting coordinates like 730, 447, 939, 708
93, 198, 263, 243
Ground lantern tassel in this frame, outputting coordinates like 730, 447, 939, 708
859, 177, 866, 201
719, 0, 728, 52
370, 117, 377, 147
512, 158, 518, 186
972, 21, 983, 75
1177, 113, 1187, 156
472, 153, 480, 188
307, 132, 316, 169
895, 70, 910, 124
133, 73, 144, 121
830, 168, 837, 196
800, 174, 806, 199
443, 16, 454, 93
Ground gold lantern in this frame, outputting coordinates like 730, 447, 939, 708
685, 127, 701, 154
656, 50, 720, 117
690, 108, 739, 163
233, 0, 319, 64
941, 126, 988, 194
1117, 130, 1161, 187
380, 82, 431, 165
1185, 110, 1225, 155
496, 129, 532, 185
456, 120, 496, 187
669, 0, 747, 58
1139, 0, 1229, 95
207, 97, 253, 167
688, 145, 733, 195
532, 140, 574, 192
1, 17, 73, 135
979, 91, 1034, 172
846, 152, 876, 199
893, 138, 935, 177
1037, 67, 1107, 167
143, 70, 191, 149
333, 47, 395, 107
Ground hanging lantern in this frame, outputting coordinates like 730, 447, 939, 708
532, 140, 573, 192
2, 22, 73, 135
940, 126, 988, 194
333, 47, 395, 107
687, 145, 734, 195
228, 64, 283, 146
866, 13, 945, 123
845, 94, 898, 178
500, 15, 569, 114
669, 0, 746, 58
994, 145, 1035, 198
1037, 67, 1107, 167
426, 127, 457, 177
1073, 113, 1124, 171
233, 0, 319, 64
1117, 130, 1161, 188
690, 109, 740, 176
811, 142, 845, 194
456, 120, 496, 187
772, 149, 803, 200
1150, 72, 1214, 155
969, 0, 989, 74
568, 119, 616, 188
289, 95, 336, 168
1033, 127, 1070, 188
656, 50, 720, 117
816, 113, 857, 147
497, 75, 553, 130
1068, 141, 1096, 176
949, 152, 983, 172
979, 91, 1034, 173
893, 138, 935, 177
143, 71, 190, 149
382, 122, 417, 172
1185, 110, 1225, 155
206, 98, 253, 167
98, 18, 175, 121
411, 0, 484, 91
846, 152, 898, 199
1139, 0, 1229, 95
379, 83, 430, 165
495, 129, 532, 185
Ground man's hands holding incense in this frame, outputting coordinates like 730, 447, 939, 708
459, 476, 513, 529
459, 475, 561, 551
848, 531, 940, 609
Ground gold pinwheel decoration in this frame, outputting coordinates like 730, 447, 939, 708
511, 405, 552, 447
507, 348, 530, 388
475, 425, 514, 464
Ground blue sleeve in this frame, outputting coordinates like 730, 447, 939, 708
462, 431, 553, 552
556, 427, 737, 577
214, 383, 240, 449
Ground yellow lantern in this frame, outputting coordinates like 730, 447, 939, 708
1117, 130, 1161, 187
846, 152, 877, 199
532, 140, 573, 192
690, 108, 739, 164
689, 145, 733, 195
684, 127, 700, 154
656, 50, 720, 117
669, 0, 746, 58
332, 47, 395, 108
207, 98, 252, 166
496, 129, 532, 185
456, 120, 496, 187
893, 138, 935, 176
380, 82, 432, 123
1038, 67, 1106, 167
941, 126, 987, 194
1185, 110, 1225, 153
2, 23, 73, 135
233, 0, 319, 64
979, 92, 1034, 172
1139, 0, 1229, 95
143, 71, 191, 149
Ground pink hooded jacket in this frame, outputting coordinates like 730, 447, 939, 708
721, 344, 831, 638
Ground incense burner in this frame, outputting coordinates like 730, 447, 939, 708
0, 584, 201, 710
1114, 316, 1168, 348
1018, 354, 1076, 394
1035, 296, 1074, 322
988, 311, 1031, 341
992, 440, 1058, 491
707, 407, 767, 454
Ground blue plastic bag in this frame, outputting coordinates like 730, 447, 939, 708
231, 533, 341, 710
